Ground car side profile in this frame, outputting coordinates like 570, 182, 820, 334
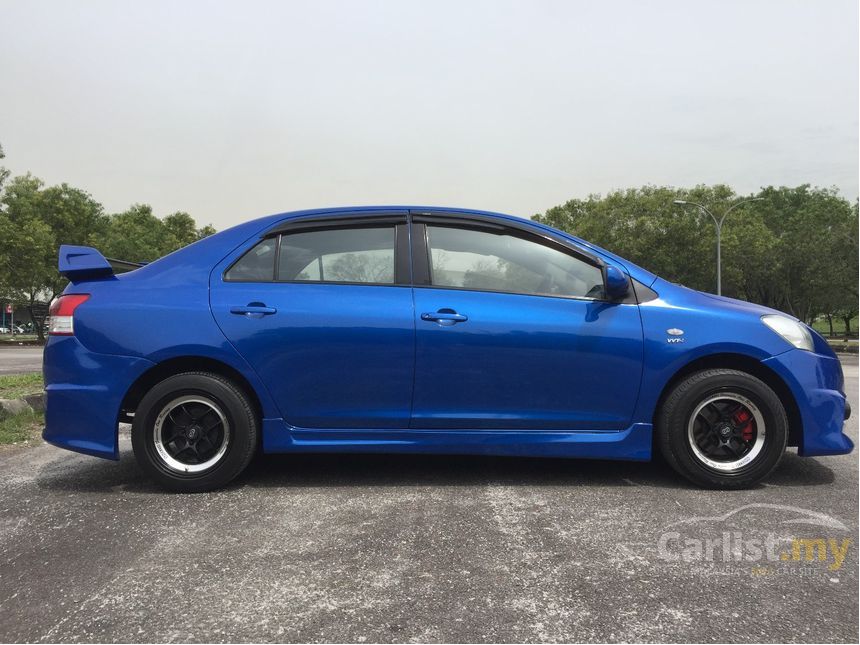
43, 206, 853, 492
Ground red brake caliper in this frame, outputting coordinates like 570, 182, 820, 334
733, 408, 755, 442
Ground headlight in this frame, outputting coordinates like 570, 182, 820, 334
761, 314, 814, 351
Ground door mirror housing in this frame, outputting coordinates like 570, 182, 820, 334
604, 264, 630, 300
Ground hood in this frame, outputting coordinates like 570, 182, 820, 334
696, 290, 791, 318
653, 277, 789, 319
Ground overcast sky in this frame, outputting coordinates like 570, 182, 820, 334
1, 0, 857, 230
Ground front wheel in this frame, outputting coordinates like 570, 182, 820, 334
132, 372, 258, 492
657, 369, 788, 489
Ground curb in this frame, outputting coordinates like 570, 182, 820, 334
0, 392, 45, 421
830, 347, 859, 355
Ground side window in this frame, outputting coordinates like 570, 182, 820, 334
224, 238, 277, 281
278, 226, 396, 284
426, 225, 604, 298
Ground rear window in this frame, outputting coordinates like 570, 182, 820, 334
278, 227, 395, 284
224, 226, 396, 284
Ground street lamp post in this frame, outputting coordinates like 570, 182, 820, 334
673, 198, 764, 295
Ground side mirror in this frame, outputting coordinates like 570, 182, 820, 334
604, 264, 630, 300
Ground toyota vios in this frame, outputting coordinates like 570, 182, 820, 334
43, 207, 852, 492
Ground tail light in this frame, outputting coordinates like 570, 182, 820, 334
48, 294, 90, 336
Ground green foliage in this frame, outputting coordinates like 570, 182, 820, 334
100, 206, 214, 263
0, 142, 217, 329
0, 175, 57, 308
812, 316, 858, 337
101, 206, 157, 262
535, 184, 858, 325
0, 143, 9, 192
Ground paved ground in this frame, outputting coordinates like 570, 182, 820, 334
0, 358, 857, 643
0, 347, 43, 374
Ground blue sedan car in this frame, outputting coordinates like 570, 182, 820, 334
43, 206, 852, 492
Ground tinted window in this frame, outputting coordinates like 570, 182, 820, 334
426, 226, 604, 298
278, 227, 395, 284
225, 238, 276, 281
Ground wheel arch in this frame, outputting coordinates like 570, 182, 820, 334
120, 356, 264, 427
653, 352, 803, 449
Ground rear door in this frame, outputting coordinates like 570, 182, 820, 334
409, 215, 644, 430
210, 213, 415, 429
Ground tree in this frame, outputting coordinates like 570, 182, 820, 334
749, 185, 857, 324
162, 212, 199, 252
38, 184, 109, 298
0, 143, 10, 193
162, 211, 216, 256
827, 200, 859, 338
0, 165, 217, 339
0, 175, 56, 340
102, 206, 216, 263
102, 204, 168, 262
535, 184, 859, 327
40, 183, 108, 247
534, 185, 723, 293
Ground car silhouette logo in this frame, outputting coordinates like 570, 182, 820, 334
663, 503, 848, 531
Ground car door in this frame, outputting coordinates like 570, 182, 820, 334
210, 213, 415, 429
409, 215, 644, 431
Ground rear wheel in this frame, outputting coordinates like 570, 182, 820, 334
132, 372, 258, 492
657, 369, 788, 489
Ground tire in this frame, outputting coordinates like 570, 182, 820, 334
132, 372, 258, 492
657, 369, 788, 489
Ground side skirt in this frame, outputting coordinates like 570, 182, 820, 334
260, 419, 653, 461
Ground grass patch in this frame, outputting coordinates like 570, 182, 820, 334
0, 410, 43, 445
0, 334, 40, 343
0, 373, 43, 399
812, 316, 859, 338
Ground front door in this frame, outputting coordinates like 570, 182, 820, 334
410, 218, 644, 430
210, 213, 415, 429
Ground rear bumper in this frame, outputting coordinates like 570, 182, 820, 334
42, 336, 154, 460
762, 349, 854, 457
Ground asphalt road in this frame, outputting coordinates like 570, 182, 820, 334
0, 346, 43, 374
0, 358, 857, 643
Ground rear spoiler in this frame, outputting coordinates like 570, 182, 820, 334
58, 245, 145, 281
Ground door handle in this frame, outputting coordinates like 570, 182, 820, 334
230, 304, 277, 317
421, 310, 468, 326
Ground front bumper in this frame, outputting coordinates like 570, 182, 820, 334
762, 349, 853, 456
42, 336, 154, 459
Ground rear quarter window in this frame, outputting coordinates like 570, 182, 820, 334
224, 238, 276, 281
